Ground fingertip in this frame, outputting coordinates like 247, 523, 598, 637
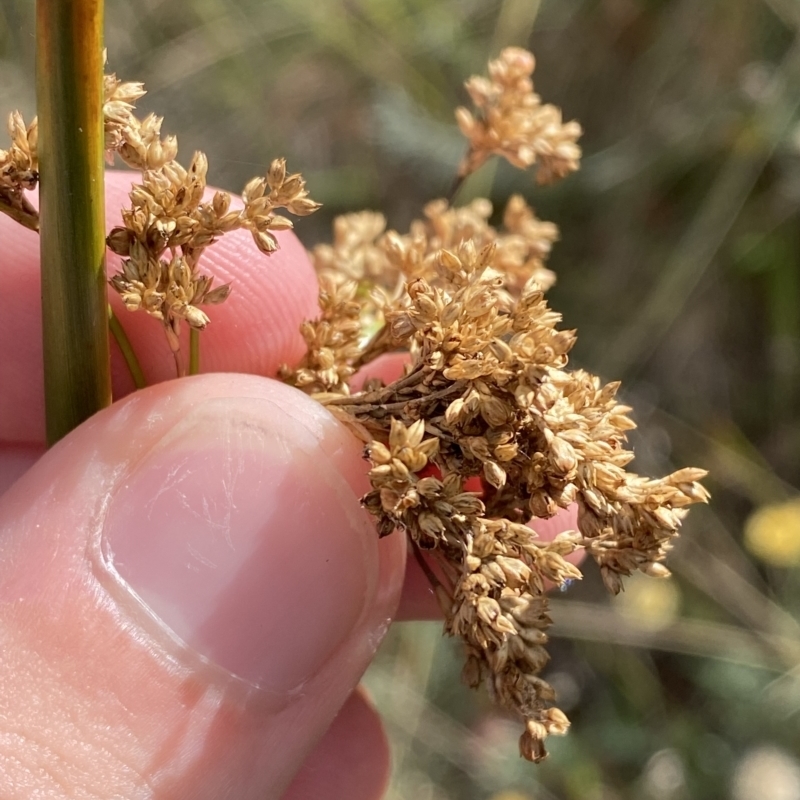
0, 444, 45, 497
530, 503, 579, 541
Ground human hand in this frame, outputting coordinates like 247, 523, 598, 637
0, 172, 577, 798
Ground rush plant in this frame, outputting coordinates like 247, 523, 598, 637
0, 1, 708, 762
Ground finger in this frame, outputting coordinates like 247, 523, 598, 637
282, 687, 390, 800
0, 375, 406, 798
0, 444, 44, 497
0, 171, 321, 445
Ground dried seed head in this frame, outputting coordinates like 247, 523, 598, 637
14, 50, 706, 765
0, 111, 39, 231
295, 139, 708, 759
101, 71, 319, 373
455, 48, 582, 184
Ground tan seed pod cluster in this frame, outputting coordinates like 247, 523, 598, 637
0, 111, 39, 232
300, 236, 708, 762
311, 210, 391, 286
102, 73, 320, 373
102, 72, 176, 169
312, 195, 558, 295
455, 47, 583, 183
289, 193, 563, 386
2, 70, 320, 374
1, 68, 169, 234
283, 50, 707, 763
278, 274, 363, 394
0, 46, 708, 764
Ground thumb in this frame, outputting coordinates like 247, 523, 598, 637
0, 375, 405, 798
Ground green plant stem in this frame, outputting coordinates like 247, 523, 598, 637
36, 0, 110, 445
447, 171, 467, 203
189, 328, 200, 375
108, 307, 146, 389
447, 159, 498, 205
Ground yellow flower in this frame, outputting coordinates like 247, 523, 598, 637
616, 574, 680, 631
744, 499, 800, 566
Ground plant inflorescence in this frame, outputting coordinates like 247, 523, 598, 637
1, 46, 708, 762
283, 47, 708, 761
102, 71, 321, 375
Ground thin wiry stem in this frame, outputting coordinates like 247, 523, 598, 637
447, 170, 467, 204
412, 541, 454, 616
189, 328, 200, 376
108, 307, 146, 389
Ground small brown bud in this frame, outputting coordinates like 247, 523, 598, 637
106, 227, 133, 255
203, 284, 231, 305
268, 157, 287, 189
253, 230, 278, 254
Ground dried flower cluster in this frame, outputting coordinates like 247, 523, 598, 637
103, 73, 175, 170
281, 193, 562, 395
1, 45, 708, 764
281, 50, 709, 761
103, 72, 320, 373
313, 194, 559, 294
456, 47, 583, 184
1, 69, 320, 376
0, 69, 169, 234
0, 111, 39, 232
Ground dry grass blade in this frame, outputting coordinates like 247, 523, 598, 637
601, 36, 800, 378
548, 599, 800, 675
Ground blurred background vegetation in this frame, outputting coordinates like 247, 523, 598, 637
4, 0, 800, 797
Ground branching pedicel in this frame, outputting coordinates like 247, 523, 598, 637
0, 47, 708, 762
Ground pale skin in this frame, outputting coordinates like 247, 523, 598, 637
0, 172, 577, 799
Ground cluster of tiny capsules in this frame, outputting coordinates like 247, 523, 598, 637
0, 47, 708, 762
